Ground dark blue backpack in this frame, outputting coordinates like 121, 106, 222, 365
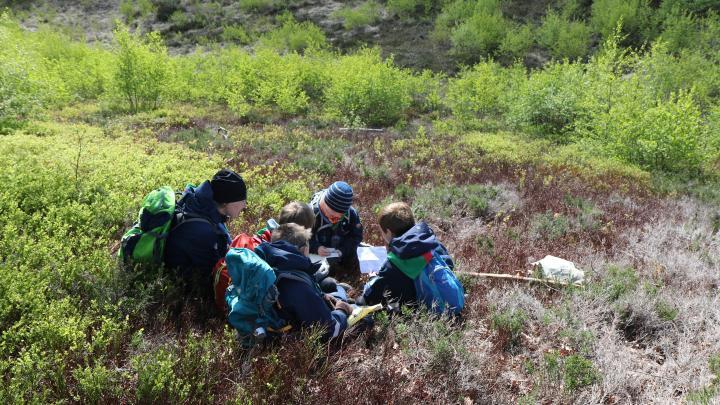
413, 252, 465, 315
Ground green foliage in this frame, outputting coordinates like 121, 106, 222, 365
530, 211, 570, 240
387, 0, 437, 19
562, 355, 599, 391
132, 346, 190, 402
505, 61, 585, 139
324, 48, 413, 127
601, 266, 639, 301
499, 23, 534, 60
490, 307, 526, 349
112, 24, 172, 112
238, 0, 276, 12
333, 0, 381, 30
0, 122, 221, 401
412, 183, 503, 220
543, 351, 599, 391
590, 0, 653, 42
259, 14, 327, 53
449, 7, 509, 64
221, 25, 251, 44
445, 61, 519, 127
538, 11, 591, 60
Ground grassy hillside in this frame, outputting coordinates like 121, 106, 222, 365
1, 1, 720, 403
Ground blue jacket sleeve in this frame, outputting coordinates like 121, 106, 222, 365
277, 280, 348, 340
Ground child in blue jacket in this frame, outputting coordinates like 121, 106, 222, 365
255, 223, 353, 341
359, 202, 456, 308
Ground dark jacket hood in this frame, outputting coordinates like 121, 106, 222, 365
179, 181, 225, 224
255, 240, 314, 274
389, 221, 440, 259
387, 222, 441, 279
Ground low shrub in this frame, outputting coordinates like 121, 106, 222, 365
538, 11, 592, 60
324, 48, 413, 127
112, 24, 172, 112
258, 14, 327, 53
505, 61, 585, 139
445, 61, 520, 127
332, 0, 381, 30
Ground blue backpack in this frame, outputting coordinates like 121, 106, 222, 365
413, 252, 465, 315
224, 248, 288, 346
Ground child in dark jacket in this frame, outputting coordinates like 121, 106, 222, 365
359, 202, 455, 308
254, 223, 353, 341
309, 181, 363, 274
165, 169, 247, 295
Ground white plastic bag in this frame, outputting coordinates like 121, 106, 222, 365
531, 255, 584, 284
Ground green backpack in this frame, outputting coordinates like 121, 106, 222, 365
120, 185, 212, 264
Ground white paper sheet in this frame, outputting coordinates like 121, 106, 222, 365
357, 246, 388, 274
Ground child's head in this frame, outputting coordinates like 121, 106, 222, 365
271, 223, 311, 255
278, 202, 315, 229
378, 202, 415, 242
320, 181, 353, 224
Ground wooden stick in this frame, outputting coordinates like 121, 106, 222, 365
339, 127, 385, 132
456, 271, 580, 287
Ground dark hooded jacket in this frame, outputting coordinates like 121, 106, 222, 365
308, 191, 363, 261
164, 181, 231, 284
360, 221, 454, 307
255, 240, 348, 340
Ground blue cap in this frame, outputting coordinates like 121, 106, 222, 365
323, 181, 353, 213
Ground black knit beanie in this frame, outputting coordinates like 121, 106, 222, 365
210, 169, 247, 203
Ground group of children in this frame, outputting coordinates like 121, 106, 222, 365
162, 168, 463, 343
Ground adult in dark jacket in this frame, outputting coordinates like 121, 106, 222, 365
308, 181, 363, 272
254, 224, 352, 341
359, 203, 455, 308
164, 169, 247, 294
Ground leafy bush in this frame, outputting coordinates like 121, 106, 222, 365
505, 61, 585, 139
259, 14, 327, 53
590, 0, 653, 43
324, 48, 412, 127
431, 0, 476, 44
582, 88, 710, 174
238, 0, 276, 12
449, 8, 509, 64
538, 11, 591, 60
112, 24, 172, 112
220, 24, 251, 44
499, 23, 534, 60
387, 0, 436, 19
445, 61, 519, 127
332, 0, 381, 30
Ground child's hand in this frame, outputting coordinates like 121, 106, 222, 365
317, 246, 331, 256
323, 293, 337, 306
334, 300, 354, 316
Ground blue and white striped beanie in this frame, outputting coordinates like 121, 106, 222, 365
323, 181, 354, 213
